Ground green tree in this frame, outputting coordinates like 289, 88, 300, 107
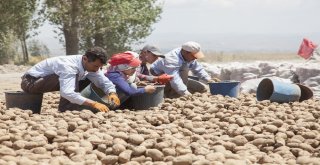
0, 0, 38, 63
41, 0, 162, 55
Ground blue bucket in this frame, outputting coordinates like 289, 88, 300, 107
256, 78, 301, 103
208, 81, 240, 98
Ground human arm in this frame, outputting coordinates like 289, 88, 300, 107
190, 61, 211, 82
166, 68, 191, 96
87, 70, 116, 94
107, 72, 145, 96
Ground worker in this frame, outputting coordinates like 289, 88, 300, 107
105, 52, 157, 104
21, 46, 120, 112
137, 44, 173, 84
150, 41, 218, 98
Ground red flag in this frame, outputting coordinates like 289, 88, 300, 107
298, 38, 318, 59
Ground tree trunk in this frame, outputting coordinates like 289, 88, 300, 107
20, 35, 29, 63
64, 0, 80, 55
23, 35, 29, 62
64, 26, 79, 55
94, 33, 104, 47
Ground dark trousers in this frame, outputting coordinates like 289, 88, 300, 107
21, 74, 90, 112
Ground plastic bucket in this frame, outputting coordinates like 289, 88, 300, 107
5, 91, 43, 113
208, 81, 240, 98
256, 78, 301, 103
81, 83, 106, 103
130, 85, 165, 110
297, 84, 313, 101
80, 83, 109, 111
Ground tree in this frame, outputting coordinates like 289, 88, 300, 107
41, 0, 85, 55
28, 39, 50, 57
41, 0, 162, 55
0, 0, 38, 63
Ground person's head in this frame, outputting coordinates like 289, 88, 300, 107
108, 52, 141, 76
83, 46, 107, 72
181, 41, 204, 62
140, 44, 164, 64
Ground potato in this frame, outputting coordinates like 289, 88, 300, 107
146, 149, 164, 161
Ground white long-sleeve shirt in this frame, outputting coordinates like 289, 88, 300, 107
26, 55, 116, 105
150, 48, 211, 95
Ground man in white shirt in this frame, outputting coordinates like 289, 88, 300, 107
150, 41, 213, 98
21, 47, 120, 112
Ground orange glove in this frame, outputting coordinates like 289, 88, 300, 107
155, 74, 173, 84
107, 92, 120, 107
91, 102, 109, 112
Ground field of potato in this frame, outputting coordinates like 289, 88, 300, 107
0, 91, 319, 165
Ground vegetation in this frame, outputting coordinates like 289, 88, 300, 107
0, 0, 38, 63
41, 0, 163, 56
0, 0, 163, 63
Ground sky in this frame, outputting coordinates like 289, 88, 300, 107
35, 0, 320, 55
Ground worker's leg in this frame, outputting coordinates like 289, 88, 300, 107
59, 78, 91, 112
21, 74, 60, 93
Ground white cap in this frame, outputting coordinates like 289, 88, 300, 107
181, 41, 205, 58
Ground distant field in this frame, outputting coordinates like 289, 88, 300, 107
200, 51, 303, 63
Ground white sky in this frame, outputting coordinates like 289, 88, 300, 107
36, 0, 320, 55
153, 0, 320, 34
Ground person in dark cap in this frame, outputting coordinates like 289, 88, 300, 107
138, 44, 172, 84
21, 46, 120, 112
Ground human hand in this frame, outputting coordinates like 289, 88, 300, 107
91, 102, 109, 112
107, 92, 120, 107
155, 74, 173, 84
144, 85, 156, 93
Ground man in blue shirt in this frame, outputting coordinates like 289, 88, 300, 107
150, 41, 212, 98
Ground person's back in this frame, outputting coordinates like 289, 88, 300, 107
26, 55, 82, 78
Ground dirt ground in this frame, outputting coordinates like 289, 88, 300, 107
0, 72, 24, 102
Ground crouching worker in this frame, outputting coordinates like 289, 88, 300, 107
150, 41, 219, 98
21, 46, 119, 112
137, 44, 173, 84
105, 52, 157, 105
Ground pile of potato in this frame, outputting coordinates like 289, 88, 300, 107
0, 92, 319, 165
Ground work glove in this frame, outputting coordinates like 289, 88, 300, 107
155, 74, 173, 84
107, 92, 121, 107
90, 102, 109, 112
208, 77, 221, 83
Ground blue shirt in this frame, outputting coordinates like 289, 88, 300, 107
26, 55, 116, 105
106, 71, 145, 96
150, 48, 211, 95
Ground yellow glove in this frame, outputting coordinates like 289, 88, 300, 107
107, 92, 120, 107
90, 102, 109, 112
